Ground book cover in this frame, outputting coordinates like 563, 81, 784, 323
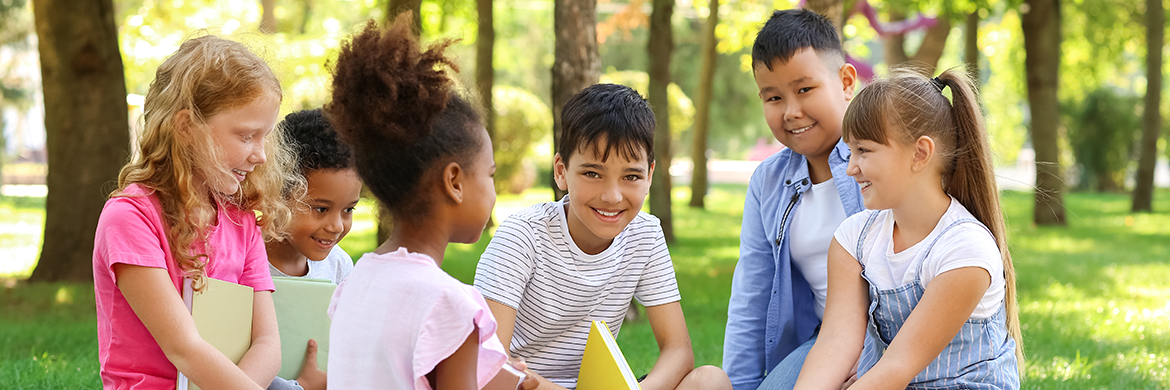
577, 320, 641, 390
271, 276, 336, 380
176, 277, 254, 390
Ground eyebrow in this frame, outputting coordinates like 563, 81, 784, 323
577, 163, 646, 174
788, 76, 812, 87
309, 199, 335, 205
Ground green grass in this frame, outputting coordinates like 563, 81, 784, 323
2, 187, 1170, 388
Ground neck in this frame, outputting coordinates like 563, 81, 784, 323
266, 241, 309, 276
889, 184, 951, 253
377, 217, 450, 267
806, 153, 834, 185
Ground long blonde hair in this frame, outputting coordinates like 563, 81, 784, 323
116, 35, 296, 287
843, 66, 1024, 366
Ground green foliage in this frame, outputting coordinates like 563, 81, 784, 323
600, 69, 695, 142
1065, 88, 1142, 192
492, 85, 552, 194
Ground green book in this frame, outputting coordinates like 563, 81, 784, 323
271, 276, 337, 380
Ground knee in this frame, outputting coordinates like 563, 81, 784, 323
682, 365, 732, 390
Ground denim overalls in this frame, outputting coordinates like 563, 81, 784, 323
854, 212, 1019, 389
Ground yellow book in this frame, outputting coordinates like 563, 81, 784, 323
176, 277, 254, 390
271, 277, 336, 380
577, 320, 641, 390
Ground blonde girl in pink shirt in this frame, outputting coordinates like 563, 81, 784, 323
322, 14, 526, 390
92, 36, 299, 389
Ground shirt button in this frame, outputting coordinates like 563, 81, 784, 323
785, 180, 791, 185
802, 179, 809, 185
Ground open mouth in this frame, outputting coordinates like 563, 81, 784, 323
858, 181, 872, 191
312, 237, 336, 247
788, 123, 814, 134
231, 169, 248, 181
593, 208, 623, 219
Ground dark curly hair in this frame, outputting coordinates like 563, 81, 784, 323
324, 14, 484, 222
281, 108, 354, 173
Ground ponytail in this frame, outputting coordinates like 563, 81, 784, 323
937, 69, 1025, 368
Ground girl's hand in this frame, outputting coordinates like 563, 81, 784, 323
295, 339, 327, 390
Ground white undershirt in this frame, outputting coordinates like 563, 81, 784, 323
788, 179, 847, 320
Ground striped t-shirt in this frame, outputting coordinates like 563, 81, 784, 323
474, 198, 681, 389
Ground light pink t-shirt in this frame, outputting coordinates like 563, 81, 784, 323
327, 247, 508, 389
92, 183, 274, 390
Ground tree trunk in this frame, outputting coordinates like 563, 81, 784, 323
1022, 0, 1066, 225
965, 11, 980, 85
1132, 0, 1163, 212
551, 0, 599, 200
477, 0, 495, 228
884, 10, 910, 66
909, 16, 951, 72
806, 0, 844, 33
689, 0, 718, 209
388, 0, 423, 35
260, 0, 276, 33
29, 0, 129, 282
647, 0, 674, 242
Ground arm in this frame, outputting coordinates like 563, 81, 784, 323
637, 302, 695, 390
485, 299, 566, 390
431, 328, 481, 390
723, 179, 774, 390
846, 267, 990, 390
237, 291, 281, 387
794, 239, 868, 390
113, 264, 264, 390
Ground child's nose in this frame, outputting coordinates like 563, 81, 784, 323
250, 141, 267, 165
600, 181, 623, 204
784, 101, 803, 122
324, 213, 344, 234
846, 157, 859, 176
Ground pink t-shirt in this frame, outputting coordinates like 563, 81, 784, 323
327, 247, 508, 389
92, 183, 274, 390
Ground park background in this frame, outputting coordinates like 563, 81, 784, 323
1, 0, 1170, 388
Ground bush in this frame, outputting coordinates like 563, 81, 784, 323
493, 85, 552, 194
1065, 88, 1142, 192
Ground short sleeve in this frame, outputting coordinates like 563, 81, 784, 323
833, 210, 875, 263
333, 247, 354, 283
633, 220, 681, 307
921, 224, 1001, 282
413, 286, 508, 389
474, 215, 537, 309
94, 196, 170, 280
238, 214, 275, 292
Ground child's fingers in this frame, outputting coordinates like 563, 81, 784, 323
509, 356, 527, 371
303, 339, 319, 369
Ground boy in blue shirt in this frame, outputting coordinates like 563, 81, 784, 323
723, 9, 863, 390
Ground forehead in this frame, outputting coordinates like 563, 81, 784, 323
570, 137, 650, 166
753, 48, 839, 86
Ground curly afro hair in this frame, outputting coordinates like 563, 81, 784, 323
281, 108, 354, 173
324, 13, 484, 221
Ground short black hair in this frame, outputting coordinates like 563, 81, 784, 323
558, 83, 655, 166
752, 8, 844, 71
281, 108, 354, 174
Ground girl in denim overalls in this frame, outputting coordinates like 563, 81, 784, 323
793, 67, 1022, 390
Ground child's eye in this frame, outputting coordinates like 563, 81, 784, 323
314, 207, 328, 213
583, 171, 600, 179
343, 207, 356, 214
624, 175, 642, 181
798, 87, 813, 93
765, 95, 781, 102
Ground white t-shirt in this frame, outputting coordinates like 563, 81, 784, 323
268, 245, 354, 284
788, 179, 848, 320
327, 248, 508, 389
833, 198, 1006, 319
474, 198, 682, 389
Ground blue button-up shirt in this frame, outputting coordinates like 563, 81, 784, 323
723, 139, 863, 390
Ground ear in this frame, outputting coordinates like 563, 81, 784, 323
442, 162, 464, 204
552, 153, 569, 191
839, 63, 858, 101
172, 109, 192, 133
911, 136, 936, 172
646, 160, 656, 186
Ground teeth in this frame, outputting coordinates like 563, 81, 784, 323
232, 169, 246, 176
860, 181, 871, 190
790, 124, 813, 134
596, 209, 619, 217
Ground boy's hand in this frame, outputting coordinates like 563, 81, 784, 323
295, 339, 327, 390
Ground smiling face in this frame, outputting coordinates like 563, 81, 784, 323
554, 139, 654, 254
846, 137, 918, 211
204, 93, 281, 196
754, 48, 855, 163
287, 168, 363, 261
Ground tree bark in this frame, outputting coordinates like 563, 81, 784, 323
551, 0, 599, 200
1132, 0, 1163, 212
477, 0, 494, 144
806, 0, 844, 33
260, 0, 276, 33
965, 11, 980, 85
1022, 0, 1066, 225
387, 0, 423, 35
29, 0, 129, 282
884, 10, 910, 66
647, 0, 674, 242
909, 16, 951, 72
689, 0, 718, 209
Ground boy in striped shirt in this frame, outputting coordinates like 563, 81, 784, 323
474, 84, 731, 390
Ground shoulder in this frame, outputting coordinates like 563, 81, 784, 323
497, 201, 559, 232
99, 185, 162, 226
627, 211, 665, 238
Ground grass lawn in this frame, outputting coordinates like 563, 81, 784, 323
2, 187, 1170, 388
